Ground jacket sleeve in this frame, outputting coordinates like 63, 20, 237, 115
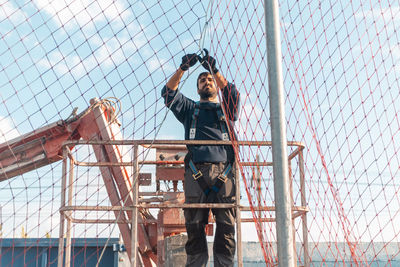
221, 82, 240, 121
161, 85, 194, 124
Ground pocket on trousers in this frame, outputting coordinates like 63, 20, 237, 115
184, 168, 203, 198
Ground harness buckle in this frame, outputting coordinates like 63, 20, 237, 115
192, 170, 203, 180
189, 128, 196, 139
217, 174, 228, 183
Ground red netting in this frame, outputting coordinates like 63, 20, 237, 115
0, 0, 399, 266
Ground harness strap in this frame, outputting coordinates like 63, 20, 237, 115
212, 163, 232, 193
216, 105, 229, 141
189, 160, 211, 196
189, 102, 230, 141
189, 102, 200, 140
189, 160, 232, 196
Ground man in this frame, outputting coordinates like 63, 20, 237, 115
161, 50, 240, 267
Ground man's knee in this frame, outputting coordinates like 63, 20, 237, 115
185, 223, 208, 255
214, 222, 236, 257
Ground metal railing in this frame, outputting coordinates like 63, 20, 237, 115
57, 139, 308, 267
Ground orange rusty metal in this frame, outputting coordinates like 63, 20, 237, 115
0, 99, 159, 266
156, 146, 186, 182
1, 99, 236, 267
0, 120, 81, 181
156, 167, 185, 182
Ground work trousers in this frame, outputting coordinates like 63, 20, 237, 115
183, 162, 236, 267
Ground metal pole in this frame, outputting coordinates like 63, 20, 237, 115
299, 150, 310, 267
264, 0, 295, 266
65, 155, 74, 267
256, 155, 263, 235
57, 147, 68, 267
235, 160, 243, 267
131, 144, 139, 266
289, 161, 298, 265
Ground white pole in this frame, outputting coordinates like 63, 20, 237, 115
57, 147, 68, 267
131, 144, 139, 266
264, 0, 295, 266
235, 161, 243, 266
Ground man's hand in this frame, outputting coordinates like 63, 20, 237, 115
180, 53, 200, 71
200, 49, 219, 74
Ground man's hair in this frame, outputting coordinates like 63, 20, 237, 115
197, 71, 211, 89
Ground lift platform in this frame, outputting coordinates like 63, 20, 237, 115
0, 98, 309, 266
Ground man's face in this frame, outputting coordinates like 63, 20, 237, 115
197, 73, 217, 100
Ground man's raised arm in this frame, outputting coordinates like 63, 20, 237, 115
200, 51, 228, 89
166, 53, 200, 91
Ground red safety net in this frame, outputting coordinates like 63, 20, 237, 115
0, 0, 399, 266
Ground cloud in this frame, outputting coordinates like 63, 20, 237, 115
0, 1, 26, 25
386, 44, 400, 60
33, 1, 149, 77
0, 116, 20, 143
350, 6, 400, 77
147, 57, 175, 73
37, 51, 74, 76
237, 101, 268, 140
355, 5, 400, 25
91, 34, 135, 68
239, 101, 263, 123
34, 0, 131, 30
37, 33, 139, 79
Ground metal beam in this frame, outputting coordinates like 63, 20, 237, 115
264, 0, 295, 266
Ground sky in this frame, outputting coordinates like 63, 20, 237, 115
0, 0, 400, 263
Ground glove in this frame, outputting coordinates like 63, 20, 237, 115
180, 53, 200, 71
200, 49, 219, 73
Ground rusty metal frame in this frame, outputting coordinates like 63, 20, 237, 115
58, 139, 308, 267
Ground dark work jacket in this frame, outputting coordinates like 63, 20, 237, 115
161, 82, 240, 163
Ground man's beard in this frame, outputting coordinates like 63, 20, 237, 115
199, 90, 213, 99
199, 86, 216, 100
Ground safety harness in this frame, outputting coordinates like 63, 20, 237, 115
189, 160, 232, 197
188, 102, 232, 197
189, 102, 229, 141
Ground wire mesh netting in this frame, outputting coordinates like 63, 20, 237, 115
0, 0, 400, 266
